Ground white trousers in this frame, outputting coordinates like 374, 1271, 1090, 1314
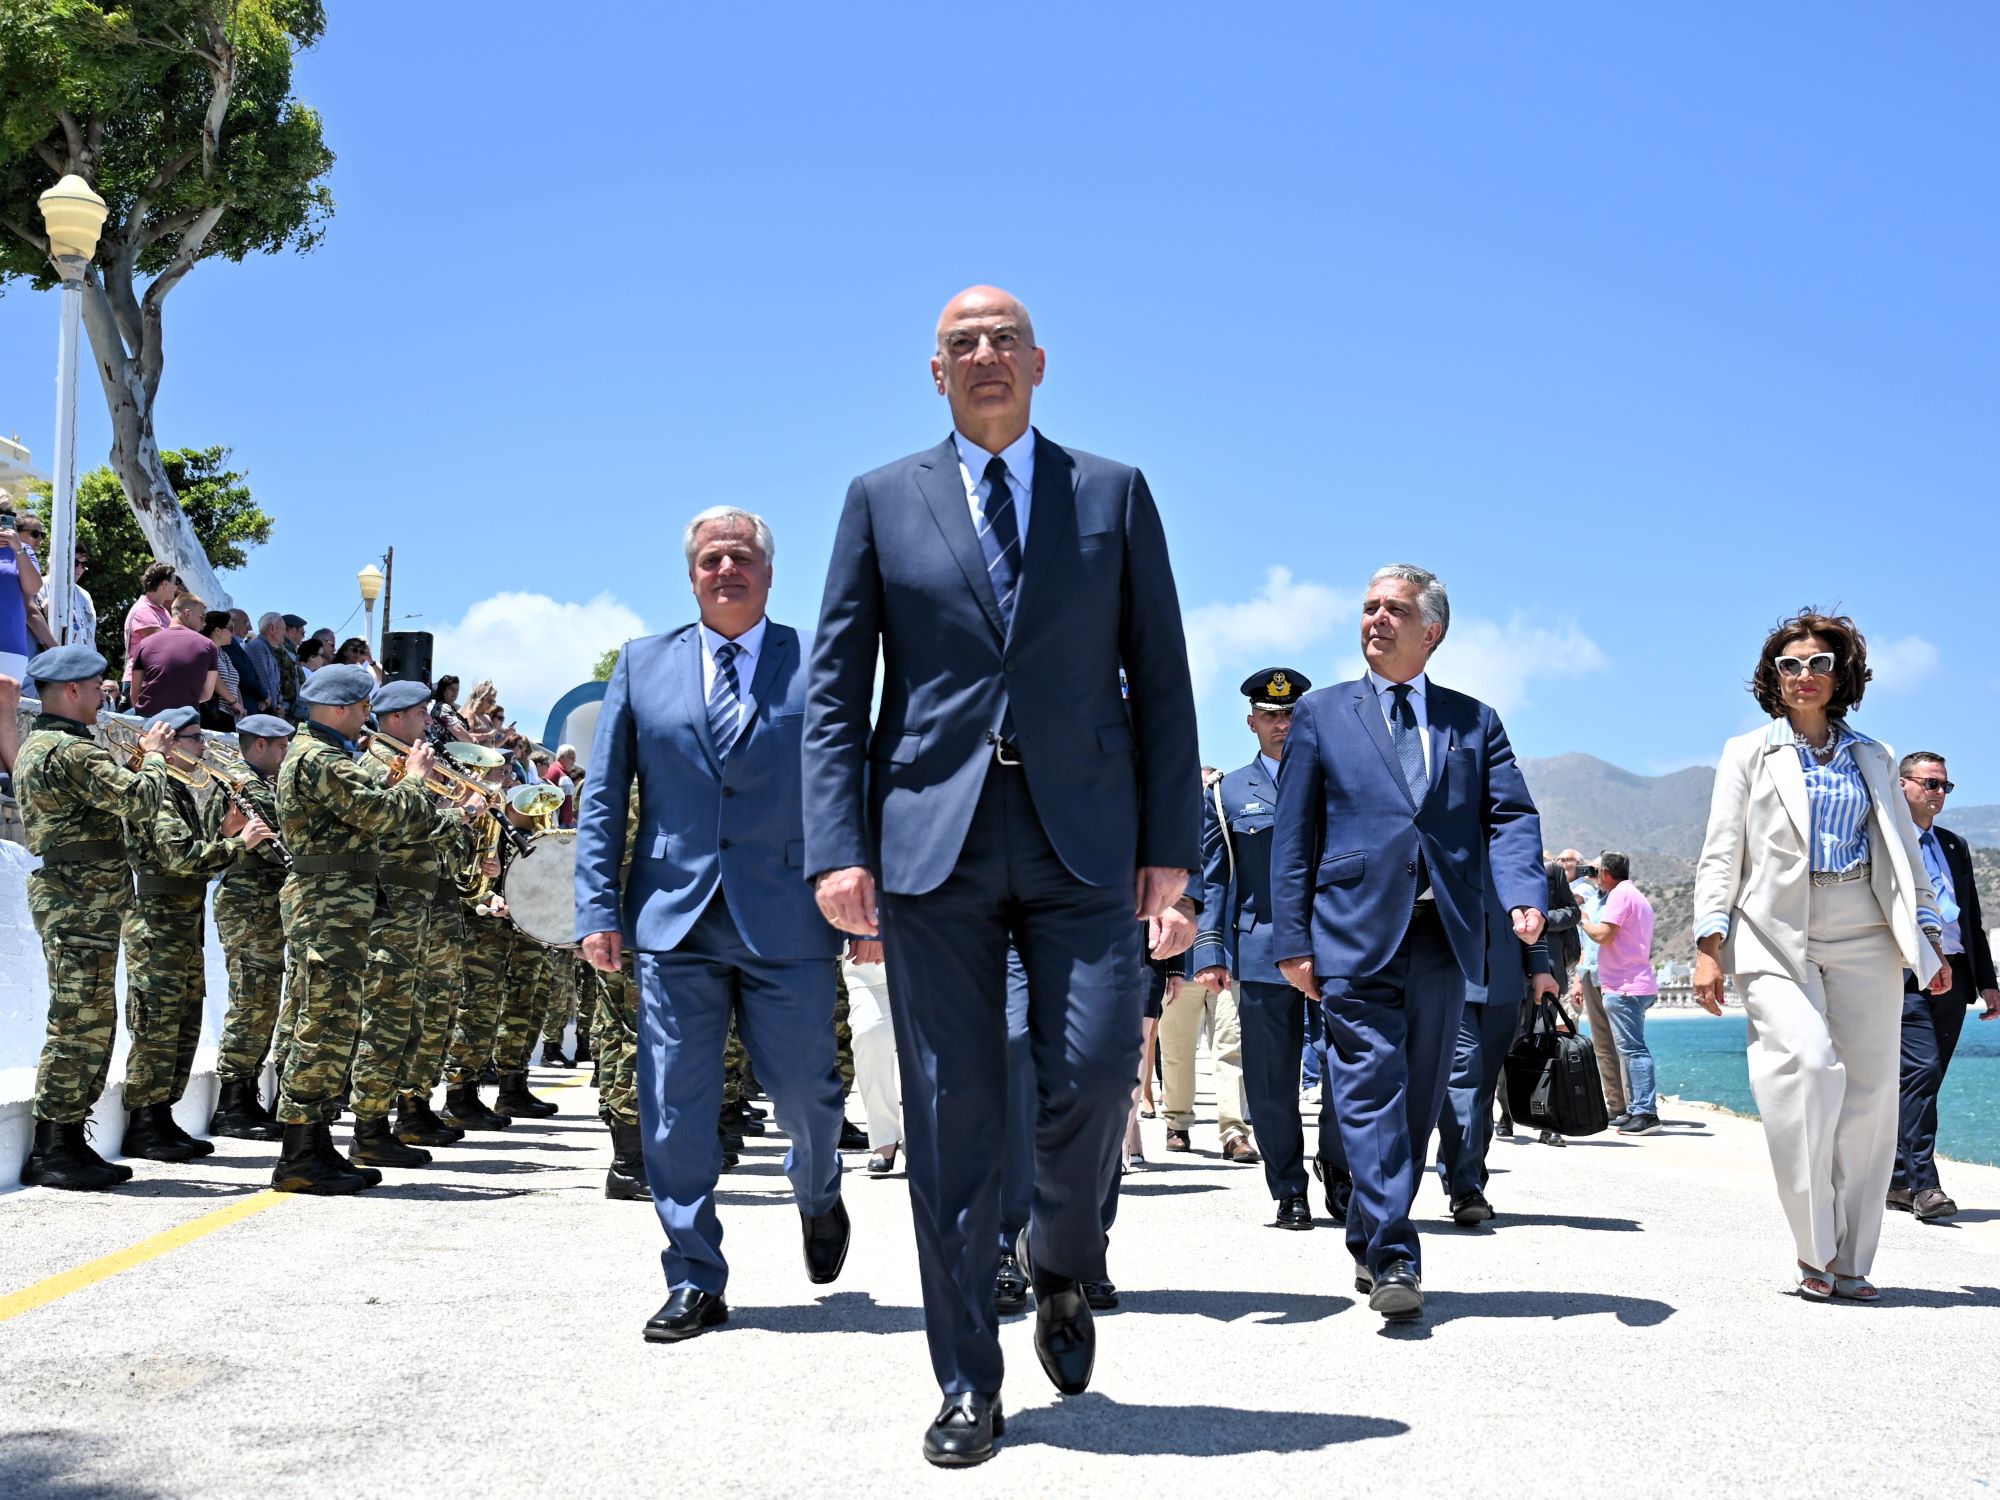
1159, 977, 1248, 1139
842, 959, 902, 1150
1740, 880, 1903, 1277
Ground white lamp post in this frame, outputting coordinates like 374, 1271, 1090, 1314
36, 174, 109, 646
357, 562, 385, 658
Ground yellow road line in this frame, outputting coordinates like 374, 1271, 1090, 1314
0, 1189, 291, 1327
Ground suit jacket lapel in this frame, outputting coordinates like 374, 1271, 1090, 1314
1351, 682, 1418, 812
679, 627, 723, 776
916, 436, 1005, 641
1765, 738, 1810, 849
1007, 431, 1076, 646
1420, 707, 1450, 810
1244, 756, 1276, 808
736, 624, 793, 746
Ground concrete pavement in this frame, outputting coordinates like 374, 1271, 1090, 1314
3, 1066, 1999, 1498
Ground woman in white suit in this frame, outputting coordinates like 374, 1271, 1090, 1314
1694, 610, 1949, 1302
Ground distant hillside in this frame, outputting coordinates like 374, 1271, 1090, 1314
1946, 805, 2000, 848
1520, 753, 1716, 861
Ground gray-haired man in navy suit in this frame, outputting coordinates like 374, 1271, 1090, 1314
805, 286, 1199, 1467
575, 507, 850, 1348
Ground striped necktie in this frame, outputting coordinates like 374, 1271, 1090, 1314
707, 641, 744, 759
976, 455, 1022, 628
1389, 683, 1428, 803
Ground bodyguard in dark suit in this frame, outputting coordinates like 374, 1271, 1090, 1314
1890, 753, 1999, 1221
1270, 564, 1546, 1322
576, 507, 849, 1345
805, 286, 1199, 1467
1191, 669, 1348, 1226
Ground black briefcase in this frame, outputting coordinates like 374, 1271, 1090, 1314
1503, 997, 1610, 1138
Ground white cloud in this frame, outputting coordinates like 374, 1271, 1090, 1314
1182, 567, 1357, 698
1867, 634, 1939, 693
1436, 612, 1609, 715
427, 591, 648, 734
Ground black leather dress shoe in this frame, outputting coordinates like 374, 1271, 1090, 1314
1274, 1194, 1313, 1230
1313, 1156, 1352, 1222
1450, 1189, 1495, 1225
1368, 1260, 1423, 1322
923, 1392, 1004, 1467
1033, 1282, 1096, 1395
643, 1288, 728, 1343
801, 1198, 851, 1284
994, 1250, 1029, 1316
1353, 1261, 1373, 1295
838, 1117, 871, 1151
1082, 1279, 1119, 1311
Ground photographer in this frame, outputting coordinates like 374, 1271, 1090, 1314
0, 501, 44, 680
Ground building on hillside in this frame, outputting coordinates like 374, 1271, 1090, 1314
0, 433, 45, 505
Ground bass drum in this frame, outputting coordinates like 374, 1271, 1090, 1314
499, 829, 579, 948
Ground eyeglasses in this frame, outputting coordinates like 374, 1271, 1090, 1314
1902, 776, 1956, 794
1775, 653, 1836, 678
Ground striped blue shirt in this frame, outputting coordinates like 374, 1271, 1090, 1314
1697, 719, 1940, 940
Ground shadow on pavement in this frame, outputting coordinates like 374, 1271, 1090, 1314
0, 1432, 161, 1500
424, 1158, 550, 1176
364, 1183, 540, 1201
115, 1179, 268, 1199
1005, 1393, 1407, 1455
436, 1139, 595, 1154
1127, 1288, 1353, 1324
1118, 1182, 1229, 1198
1379, 1288, 1676, 1338
1442, 1211, 1642, 1233
729, 1289, 927, 1335
1873, 1284, 2000, 1310
1936, 1209, 2000, 1225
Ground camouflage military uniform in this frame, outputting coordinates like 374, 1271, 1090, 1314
491, 935, 557, 1073
208, 771, 288, 1084
123, 777, 244, 1108
540, 955, 584, 1054
15, 716, 167, 1122
346, 740, 457, 1122
449, 909, 515, 1084
274, 642, 302, 720
274, 723, 435, 1125
402, 818, 479, 1101
593, 952, 640, 1126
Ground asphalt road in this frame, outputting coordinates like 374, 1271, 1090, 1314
3, 1066, 1998, 1499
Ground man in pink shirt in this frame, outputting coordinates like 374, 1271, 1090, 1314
131, 592, 219, 717
1579, 850, 1661, 1135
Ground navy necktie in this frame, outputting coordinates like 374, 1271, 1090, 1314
976, 455, 1022, 628
707, 641, 744, 759
1389, 683, 1428, 803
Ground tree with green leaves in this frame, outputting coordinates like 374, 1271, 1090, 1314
23, 444, 272, 667
591, 647, 621, 682
0, 0, 332, 606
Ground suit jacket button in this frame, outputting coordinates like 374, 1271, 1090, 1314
719, 839, 733, 850
1406, 861, 1417, 874
721, 786, 736, 798
1004, 658, 1016, 671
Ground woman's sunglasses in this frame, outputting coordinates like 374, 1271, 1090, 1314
1775, 653, 1836, 679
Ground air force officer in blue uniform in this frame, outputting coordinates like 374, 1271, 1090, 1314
1270, 565, 1546, 1323
805, 286, 1199, 1467
575, 507, 849, 1346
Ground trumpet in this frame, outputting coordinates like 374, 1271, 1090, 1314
99, 715, 213, 790
369, 729, 497, 804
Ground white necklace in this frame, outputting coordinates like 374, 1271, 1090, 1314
1794, 723, 1841, 764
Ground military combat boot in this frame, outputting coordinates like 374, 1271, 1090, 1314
20, 1119, 129, 1191
350, 1114, 432, 1168
440, 1081, 511, 1131
540, 1044, 573, 1069
605, 1120, 649, 1201
314, 1121, 382, 1187
209, 1078, 284, 1141
271, 1122, 374, 1194
574, 1030, 593, 1064
395, 1093, 464, 1147
123, 1102, 207, 1162
495, 1071, 559, 1119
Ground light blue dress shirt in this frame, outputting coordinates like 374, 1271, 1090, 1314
953, 428, 1036, 545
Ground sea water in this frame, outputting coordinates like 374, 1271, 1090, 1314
1634, 1009, 2000, 1169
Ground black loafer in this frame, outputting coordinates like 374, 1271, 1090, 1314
1033, 1282, 1096, 1395
1082, 1279, 1119, 1311
1312, 1156, 1352, 1222
801, 1198, 851, 1284
1450, 1190, 1495, 1226
923, 1391, 1004, 1468
643, 1287, 728, 1343
994, 1250, 1029, 1316
1274, 1194, 1313, 1231
1353, 1261, 1373, 1295
1368, 1260, 1423, 1322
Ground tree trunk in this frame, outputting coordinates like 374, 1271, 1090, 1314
76, 274, 230, 607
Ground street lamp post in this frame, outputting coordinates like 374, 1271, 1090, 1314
35, 174, 109, 647
358, 562, 385, 659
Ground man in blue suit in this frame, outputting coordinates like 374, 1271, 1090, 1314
575, 506, 849, 1346
1271, 564, 1546, 1323
805, 286, 1199, 1467
1192, 669, 1349, 1227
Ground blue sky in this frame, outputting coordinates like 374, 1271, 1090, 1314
3, 4, 1994, 788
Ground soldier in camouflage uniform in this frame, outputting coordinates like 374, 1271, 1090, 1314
490, 929, 561, 1118
121, 705, 274, 1162
14, 645, 168, 1190
271, 664, 439, 1195
395, 812, 482, 1146
441, 807, 519, 1131
206, 714, 295, 1141
345, 680, 475, 1168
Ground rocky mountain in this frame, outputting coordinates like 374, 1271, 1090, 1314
1946, 805, 2000, 848
1519, 753, 1716, 862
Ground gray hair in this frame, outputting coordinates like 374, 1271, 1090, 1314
1368, 564, 1450, 644
683, 506, 775, 568
256, 610, 284, 633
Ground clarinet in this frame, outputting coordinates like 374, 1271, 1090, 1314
220, 775, 293, 871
